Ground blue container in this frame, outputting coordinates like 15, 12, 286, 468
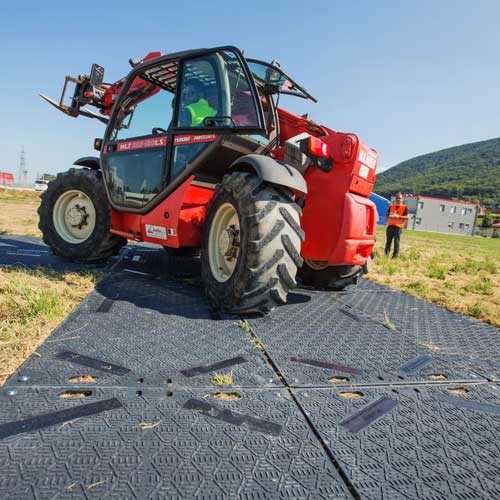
369, 192, 390, 225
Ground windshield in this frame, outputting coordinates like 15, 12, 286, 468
246, 59, 317, 102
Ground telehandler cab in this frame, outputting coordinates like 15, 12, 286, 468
39, 46, 378, 314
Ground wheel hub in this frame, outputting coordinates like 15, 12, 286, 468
67, 204, 89, 229
219, 225, 239, 260
208, 203, 241, 282
53, 190, 96, 244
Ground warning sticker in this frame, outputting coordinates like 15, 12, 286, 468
145, 224, 167, 240
359, 165, 370, 179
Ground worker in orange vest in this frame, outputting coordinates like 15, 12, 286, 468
385, 193, 409, 258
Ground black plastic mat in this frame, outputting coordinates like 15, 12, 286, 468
293, 383, 500, 500
0, 386, 352, 500
248, 290, 485, 387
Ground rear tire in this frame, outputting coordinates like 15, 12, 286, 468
38, 168, 126, 263
298, 262, 362, 291
201, 172, 304, 314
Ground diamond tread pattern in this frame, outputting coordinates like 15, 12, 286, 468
7, 271, 280, 390
293, 384, 500, 500
2, 241, 500, 499
0, 386, 351, 500
0, 234, 115, 272
247, 288, 485, 387
339, 279, 500, 381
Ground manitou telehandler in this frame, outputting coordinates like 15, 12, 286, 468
39, 46, 378, 314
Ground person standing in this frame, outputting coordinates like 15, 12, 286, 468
385, 193, 409, 258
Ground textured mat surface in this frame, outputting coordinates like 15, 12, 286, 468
0, 235, 113, 271
6, 269, 279, 390
2, 242, 500, 499
339, 280, 500, 381
0, 386, 352, 500
293, 383, 500, 500
248, 289, 486, 387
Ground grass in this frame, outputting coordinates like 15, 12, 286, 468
0, 188, 41, 236
0, 188, 104, 385
383, 309, 397, 330
369, 225, 500, 327
0, 267, 102, 385
210, 372, 234, 385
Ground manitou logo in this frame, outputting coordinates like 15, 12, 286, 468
145, 224, 167, 240
358, 149, 377, 169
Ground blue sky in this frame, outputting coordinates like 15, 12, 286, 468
1, 0, 499, 182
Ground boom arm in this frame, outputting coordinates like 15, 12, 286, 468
39, 52, 162, 123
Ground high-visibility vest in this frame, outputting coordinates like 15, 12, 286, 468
388, 204, 407, 228
186, 99, 217, 127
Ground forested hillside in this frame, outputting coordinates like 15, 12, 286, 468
375, 137, 500, 206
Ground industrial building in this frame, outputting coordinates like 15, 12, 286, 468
398, 195, 479, 236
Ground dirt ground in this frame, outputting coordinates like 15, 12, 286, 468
0, 188, 42, 237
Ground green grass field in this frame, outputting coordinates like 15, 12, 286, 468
369, 226, 500, 327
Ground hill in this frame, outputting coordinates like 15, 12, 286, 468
375, 137, 500, 207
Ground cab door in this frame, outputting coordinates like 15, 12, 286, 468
100, 76, 173, 212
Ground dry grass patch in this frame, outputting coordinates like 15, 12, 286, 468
328, 376, 350, 383
138, 421, 161, 430
0, 188, 41, 236
59, 390, 92, 398
447, 387, 469, 395
213, 391, 241, 400
0, 267, 102, 385
369, 227, 500, 327
68, 375, 98, 383
339, 391, 364, 399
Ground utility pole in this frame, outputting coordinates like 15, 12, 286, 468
19, 147, 28, 188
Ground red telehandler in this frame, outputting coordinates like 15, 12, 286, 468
39, 46, 378, 314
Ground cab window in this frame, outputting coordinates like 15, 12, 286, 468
175, 51, 260, 130
112, 82, 173, 140
104, 79, 173, 209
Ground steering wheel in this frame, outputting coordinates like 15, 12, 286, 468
152, 127, 167, 135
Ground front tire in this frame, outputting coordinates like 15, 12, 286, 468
201, 172, 304, 314
38, 168, 126, 263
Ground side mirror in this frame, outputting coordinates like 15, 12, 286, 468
90, 64, 104, 87
94, 138, 103, 151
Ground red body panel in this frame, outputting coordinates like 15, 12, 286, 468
110, 178, 211, 248
271, 107, 378, 265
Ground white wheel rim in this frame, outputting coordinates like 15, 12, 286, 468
305, 259, 329, 271
52, 190, 96, 244
208, 203, 240, 282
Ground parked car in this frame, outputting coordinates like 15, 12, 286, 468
35, 179, 49, 191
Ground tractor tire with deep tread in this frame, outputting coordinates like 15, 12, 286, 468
38, 168, 126, 263
298, 263, 362, 291
201, 171, 304, 314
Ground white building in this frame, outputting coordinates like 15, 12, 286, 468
394, 195, 480, 236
